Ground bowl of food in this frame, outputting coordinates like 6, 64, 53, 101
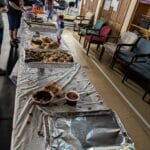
44, 82, 62, 97
65, 90, 80, 106
32, 90, 54, 105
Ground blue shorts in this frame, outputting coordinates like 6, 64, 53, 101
0, 28, 4, 44
7, 15, 21, 31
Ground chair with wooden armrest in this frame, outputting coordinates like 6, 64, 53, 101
79, 19, 106, 42
101, 31, 139, 60
111, 37, 150, 69
84, 25, 112, 56
74, 12, 94, 31
122, 56, 150, 102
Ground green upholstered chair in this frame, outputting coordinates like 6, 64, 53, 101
79, 20, 106, 42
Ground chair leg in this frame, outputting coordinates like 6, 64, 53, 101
122, 71, 129, 83
79, 35, 82, 42
99, 46, 105, 60
110, 55, 116, 69
73, 24, 75, 31
87, 43, 91, 55
96, 44, 100, 50
83, 38, 86, 48
85, 40, 87, 48
142, 89, 150, 100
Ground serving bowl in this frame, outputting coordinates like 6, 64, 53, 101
32, 90, 54, 105
65, 90, 80, 106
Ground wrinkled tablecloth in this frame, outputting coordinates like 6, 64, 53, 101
11, 21, 134, 150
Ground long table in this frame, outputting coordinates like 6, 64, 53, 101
11, 20, 134, 150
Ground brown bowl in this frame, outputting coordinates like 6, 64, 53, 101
65, 91, 80, 106
44, 82, 62, 97
32, 90, 54, 105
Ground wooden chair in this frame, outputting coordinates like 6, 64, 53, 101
84, 25, 112, 56
122, 58, 150, 102
79, 20, 106, 42
101, 31, 139, 60
73, 12, 94, 31
111, 38, 150, 69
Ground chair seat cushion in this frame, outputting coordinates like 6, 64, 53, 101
118, 51, 135, 63
129, 63, 150, 81
118, 51, 147, 63
80, 28, 87, 35
64, 15, 76, 21
74, 20, 81, 24
80, 28, 99, 36
85, 35, 105, 43
81, 20, 90, 25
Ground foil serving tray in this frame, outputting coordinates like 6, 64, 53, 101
24, 49, 75, 68
48, 110, 133, 149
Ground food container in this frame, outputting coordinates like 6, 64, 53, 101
32, 90, 54, 105
24, 49, 74, 68
65, 90, 80, 106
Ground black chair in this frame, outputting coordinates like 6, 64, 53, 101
111, 38, 150, 69
122, 58, 150, 102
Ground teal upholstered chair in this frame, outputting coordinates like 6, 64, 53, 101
79, 20, 106, 42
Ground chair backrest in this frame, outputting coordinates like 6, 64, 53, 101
118, 31, 138, 51
85, 12, 94, 20
134, 38, 150, 54
99, 25, 112, 41
93, 20, 106, 30
82, 12, 94, 26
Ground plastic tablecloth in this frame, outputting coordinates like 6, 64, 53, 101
11, 21, 134, 150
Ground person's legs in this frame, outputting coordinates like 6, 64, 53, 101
47, 5, 53, 21
13, 29, 18, 41
0, 27, 6, 75
9, 30, 14, 41
7, 14, 16, 45
0, 28, 3, 54
13, 15, 21, 43
57, 28, 63, 44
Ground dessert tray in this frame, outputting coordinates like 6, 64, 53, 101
30, 36, 59, 50
24, 18, 57, 32
24, 49, 74, 68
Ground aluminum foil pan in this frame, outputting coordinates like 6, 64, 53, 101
46, 110, 133, 149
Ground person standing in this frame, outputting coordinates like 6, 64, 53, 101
57, 14, 64, 44
66, 0, 75, 15
45, 0, 53, 21
0, 0, 7, 75
7, 0, 25, 46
